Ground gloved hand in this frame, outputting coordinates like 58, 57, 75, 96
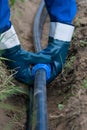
1, 45, 34, 85
34, 38, 70, 83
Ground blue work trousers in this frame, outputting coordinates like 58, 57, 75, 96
0, 0, 77, 33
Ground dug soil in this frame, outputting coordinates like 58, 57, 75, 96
0, 0, 87, 130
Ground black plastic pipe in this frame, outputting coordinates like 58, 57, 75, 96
33, 1, 48, 130
33, 0, 47, 52
26, 86, 33, 130
33, 69, 48, 130
26, 0, 48, 130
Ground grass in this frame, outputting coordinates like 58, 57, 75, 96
79, 40, 87, 47
0, 60, 28, 101
58, 104, 65, 111
64, 56, 76, 71
74, 17, 81, 27
9, 0, 24, 6
82, 79, 87, 89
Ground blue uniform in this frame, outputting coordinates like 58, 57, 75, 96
0, 0, 77, 33
45, 0, 77, 24
0, 0, 11, 33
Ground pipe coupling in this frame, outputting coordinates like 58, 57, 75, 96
32, 64, 51, 80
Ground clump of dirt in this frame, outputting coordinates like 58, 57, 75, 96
0, 0, 87, 130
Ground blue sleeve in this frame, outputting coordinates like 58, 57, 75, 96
44, 0, 77, 24
0, 0, 11, 33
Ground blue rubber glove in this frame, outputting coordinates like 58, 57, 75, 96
36, 37, 70, 83
1, 45, 34, 85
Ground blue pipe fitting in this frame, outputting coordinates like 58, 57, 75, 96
32, 64, 51, 80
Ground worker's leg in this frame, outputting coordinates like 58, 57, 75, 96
45, 0, 77, 24
45, 0, 77, 38
0, 0, 11, 33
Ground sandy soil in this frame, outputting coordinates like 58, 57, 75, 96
0, 0, 87, 130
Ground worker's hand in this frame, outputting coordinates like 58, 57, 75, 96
2, 45, 35, 85
32, 38, 70, 83
46, 38, 70, 83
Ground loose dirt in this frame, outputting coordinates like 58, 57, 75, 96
0, 0, 87, 130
